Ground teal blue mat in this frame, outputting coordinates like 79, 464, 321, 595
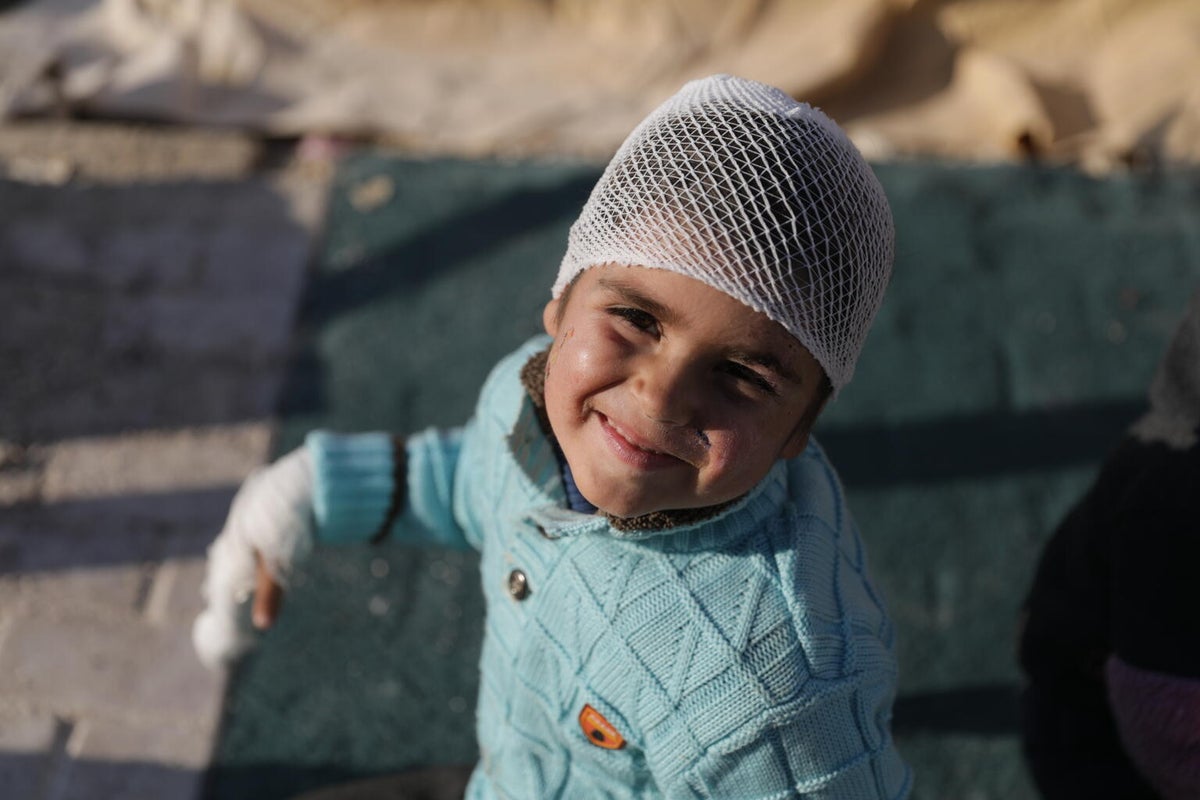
206, 155, 1200, 799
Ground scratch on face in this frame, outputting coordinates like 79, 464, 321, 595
547, 327, 575, 379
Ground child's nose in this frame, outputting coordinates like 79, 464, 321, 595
631, 355, 696, 426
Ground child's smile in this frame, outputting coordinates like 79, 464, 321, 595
541, 263, 828, 519
595, 412, 690, 470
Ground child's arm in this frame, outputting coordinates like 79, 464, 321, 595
192, 445, 316, 668
192, 425, 479, 669
309, 427, 480, 552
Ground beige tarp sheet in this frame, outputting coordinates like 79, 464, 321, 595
2, 0, 1198, 170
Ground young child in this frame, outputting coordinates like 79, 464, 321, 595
1019, 290, 1200, 800
195, 74, 911, 799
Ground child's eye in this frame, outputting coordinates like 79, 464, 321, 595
723, 362, 778, 396
608, 307, 659, 334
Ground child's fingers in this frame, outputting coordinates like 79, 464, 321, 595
252, 550, 285, 630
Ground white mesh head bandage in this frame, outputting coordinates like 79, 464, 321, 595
554, 74, 894, 393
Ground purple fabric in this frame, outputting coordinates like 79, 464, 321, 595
1107, 655, 1200, 800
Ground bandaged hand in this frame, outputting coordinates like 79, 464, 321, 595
192, 446, 315, 669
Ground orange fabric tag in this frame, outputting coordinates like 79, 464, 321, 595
579, 704, 626, 750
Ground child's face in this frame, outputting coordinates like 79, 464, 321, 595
541, 264, 828, 519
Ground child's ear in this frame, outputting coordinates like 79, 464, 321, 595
542, 298, 561, 337
780, 392, 829, 459
780, 428, 811, 460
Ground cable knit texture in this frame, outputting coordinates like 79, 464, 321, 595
309, 335, 910, 799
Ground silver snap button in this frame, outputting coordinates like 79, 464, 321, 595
507, 568, 529, 601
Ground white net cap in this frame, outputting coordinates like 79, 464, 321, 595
554, 74, 894, 394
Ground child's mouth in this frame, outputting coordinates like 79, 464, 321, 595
596, 413, 683, 470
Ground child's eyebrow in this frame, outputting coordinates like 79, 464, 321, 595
596, 277, 676, 324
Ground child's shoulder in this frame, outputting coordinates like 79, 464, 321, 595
472, 334, 553, 417
781, 437, 845, 531
485, 334, 553, 387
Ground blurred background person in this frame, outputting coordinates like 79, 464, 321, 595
1020, 290, 1200, 800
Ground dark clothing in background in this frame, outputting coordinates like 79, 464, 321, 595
1019, 430, 1200, 799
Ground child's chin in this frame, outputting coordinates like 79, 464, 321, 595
585, 490, 659, 520
577, 476, 706, 519
590, 490, 694, 520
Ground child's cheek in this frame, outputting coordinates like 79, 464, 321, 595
706, 433, 738, 473
706, 428, 761, 482
546, 327, 575, 378
568, 332, 609, 379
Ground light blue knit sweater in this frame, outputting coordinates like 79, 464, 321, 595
307, 336, 911, 799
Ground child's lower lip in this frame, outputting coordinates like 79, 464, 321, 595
596, 414, 681, 470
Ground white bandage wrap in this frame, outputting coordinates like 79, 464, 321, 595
555, 74, 894, 393
192, 445, 316, 669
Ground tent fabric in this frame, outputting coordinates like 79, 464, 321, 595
2, 0, 1199, 169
